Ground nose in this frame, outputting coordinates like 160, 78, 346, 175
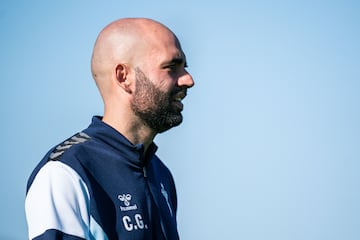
178, 71, 194, 88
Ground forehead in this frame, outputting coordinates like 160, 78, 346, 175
145, 30, 185, 63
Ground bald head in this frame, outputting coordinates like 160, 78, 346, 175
91, 18, 178, 99
89, 17, 193, 141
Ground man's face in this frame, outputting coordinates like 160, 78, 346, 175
130, 67, 186, 133
130, 29, 194, 133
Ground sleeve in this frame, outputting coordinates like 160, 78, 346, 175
25, 161, 91, 240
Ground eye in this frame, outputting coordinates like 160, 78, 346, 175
162, 58, 188, 72
167, 64, 177, 70
164, 64, 177, 72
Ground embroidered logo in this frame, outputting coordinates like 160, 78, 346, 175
118, 194, 138, 211
118, 194, 147, 231
160, 183, 173, 216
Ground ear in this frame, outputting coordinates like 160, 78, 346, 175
115, 64, 132, 93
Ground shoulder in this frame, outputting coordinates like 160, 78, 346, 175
25, 161, 91, 239
26, 160, 90, 211
150, 155, 177, 188
48, 132, 93, 161
152, 155, 172, 174
26, 132, 93, 192
27, 160, 89, 196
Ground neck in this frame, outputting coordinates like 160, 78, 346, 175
102, 111, 156, 153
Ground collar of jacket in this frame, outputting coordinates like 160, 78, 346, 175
84, 116, 158, 168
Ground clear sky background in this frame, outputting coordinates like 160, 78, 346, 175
1, 0, 359, 239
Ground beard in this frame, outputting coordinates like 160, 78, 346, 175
130, 67, 184, 133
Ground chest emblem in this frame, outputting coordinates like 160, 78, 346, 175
118, 194, 138, 211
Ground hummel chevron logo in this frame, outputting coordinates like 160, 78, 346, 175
49, 132, 91, 161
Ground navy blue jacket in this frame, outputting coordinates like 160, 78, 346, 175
25, 116, 179, 240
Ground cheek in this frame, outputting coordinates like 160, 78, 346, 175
156, 77, 175, 93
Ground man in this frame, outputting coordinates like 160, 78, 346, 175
25, 18, 194, 240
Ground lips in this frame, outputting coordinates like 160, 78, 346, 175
172, 99, 183, 110
171, 90, 187, 110
173, 89, 187, 100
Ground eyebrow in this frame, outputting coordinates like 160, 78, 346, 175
170, 57, 184, 65
163, 56, 188, 67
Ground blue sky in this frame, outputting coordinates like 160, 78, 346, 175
1, 0, 359, 239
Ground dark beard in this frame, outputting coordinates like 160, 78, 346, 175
130, 67, 183, 133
